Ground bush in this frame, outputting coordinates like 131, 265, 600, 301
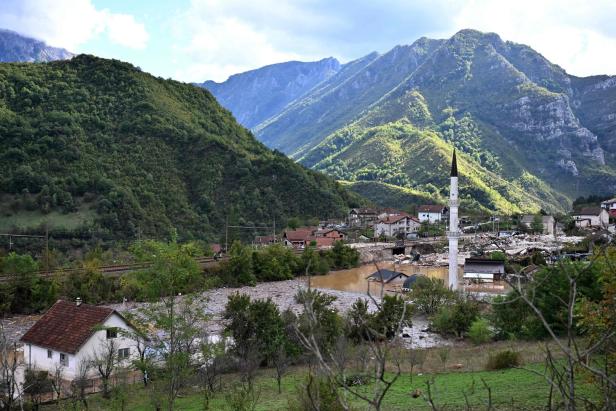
468, 318, 493, 344
486, 350, 521, 370
431, 297, 480, 338
409, 277, 455, 315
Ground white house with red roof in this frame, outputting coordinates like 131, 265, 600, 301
374, 214, 420, 238
20, 299, 139, 380
417, 205, 447, 223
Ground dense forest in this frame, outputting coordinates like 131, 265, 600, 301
0, 55, 362, 248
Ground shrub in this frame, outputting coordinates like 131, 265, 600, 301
468, 318, 493, 344
486, 350, 521, 370
431, 297, 480, 338
409, 277, 455, 315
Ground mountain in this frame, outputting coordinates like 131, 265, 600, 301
0, 55, 361, 243
231, 29, 616, 213
0, 29, 73, 62
197, 57, 341, 128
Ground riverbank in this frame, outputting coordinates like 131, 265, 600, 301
1, 275, 450, 349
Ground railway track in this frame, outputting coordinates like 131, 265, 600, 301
0, 255, 228, 282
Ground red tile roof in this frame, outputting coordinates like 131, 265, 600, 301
284, 228, 315, 242
315, 237, 336, 248
20, 300, 117, 354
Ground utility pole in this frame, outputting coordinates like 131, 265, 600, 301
225, 216, 228, 253
45, 224, 49, 275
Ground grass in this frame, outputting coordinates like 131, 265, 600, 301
0, 209, 96, 231
41, 355, 598, 410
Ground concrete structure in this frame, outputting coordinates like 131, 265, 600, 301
418, 205, 447, 223
601, 198, 616, 217
20, 300, 138, 380
521, 214, 556, 235
447, 150, 460, 290
463, 258, 505, 283
374, 215, 420, 238
573, 207, 609, 229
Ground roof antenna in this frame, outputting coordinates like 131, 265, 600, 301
76, 297, 82, 306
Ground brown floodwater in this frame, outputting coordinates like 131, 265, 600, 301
310, 262, 463, 294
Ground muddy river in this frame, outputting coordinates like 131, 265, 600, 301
310, 262, 463, 294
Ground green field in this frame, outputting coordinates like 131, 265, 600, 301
42, 361, 597, 411
0, 209, 95, 231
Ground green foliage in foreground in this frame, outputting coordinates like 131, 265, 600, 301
41, 362, 598, 411
0, 55, 361, 243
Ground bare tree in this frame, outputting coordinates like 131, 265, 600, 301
69, 360, 91, 410
49, 363, 65, 406
503, 246, 616, 410
90, 337, 117, 399
294, 262, 410, 411
0, 325, 22, 411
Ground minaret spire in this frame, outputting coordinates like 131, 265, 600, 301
450, 149, 458, 177
447, 149, 459, 290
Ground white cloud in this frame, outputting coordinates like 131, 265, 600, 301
0, 0, 149, 50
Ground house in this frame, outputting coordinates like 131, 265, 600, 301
314, 228, 346, 241
374, 215, 420, 238
348, 208, 379, 227
463, 258, 505, 283
520, 215, 556, 235
417, 205, 447, 223
253, 235, 278, 247
283, 228, 315, 248
20, 300, 139, 380
366, 269, 408, 284
600, 198, 616, 217
573, 207, 610, 229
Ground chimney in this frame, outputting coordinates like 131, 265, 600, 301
76, 297, 82, 306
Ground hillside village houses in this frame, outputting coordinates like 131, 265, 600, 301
374, 213, 420, 238
348, 207, 379, 227
19, 299, 139, 385
573, 207, 610, 229
520, 214, 556, 235
601, 197, 616, 217
282, 227, 346, 249
417, 205, 447, 223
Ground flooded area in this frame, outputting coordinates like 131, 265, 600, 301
310, 262, 463, 294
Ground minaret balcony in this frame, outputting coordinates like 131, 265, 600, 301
449, 198, 459, 207
446, 231, 461, 238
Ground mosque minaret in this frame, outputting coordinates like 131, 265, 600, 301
448, 150, 460, 290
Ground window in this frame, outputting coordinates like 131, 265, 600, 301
47, 349, 52, 359
59, 353, 68, 366
106, 328, 118, 339
118, 348, 130, 360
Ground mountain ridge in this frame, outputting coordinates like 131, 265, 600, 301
206, 29, 616, 213
0, 29, 73, 63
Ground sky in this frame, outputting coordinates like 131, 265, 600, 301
1, 0, 615, 83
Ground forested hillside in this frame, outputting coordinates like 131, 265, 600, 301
0, 55, 361, 244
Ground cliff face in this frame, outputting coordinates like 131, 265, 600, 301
0, 29, 73, 63
204, 29, 616, 211
198, 57, 341, 128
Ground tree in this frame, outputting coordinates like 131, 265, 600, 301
90, 336, 117, 399
0, 325, 23, 411
222, 241, 256, 286
408, 277, 455, 315
131, 238, 208, 411
432, 296, 480, 338
531, 214, 544, 234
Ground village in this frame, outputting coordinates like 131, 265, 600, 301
2, 153, 615, 409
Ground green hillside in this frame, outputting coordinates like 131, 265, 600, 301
0, 55, 361, 243
258, 29, 616, 213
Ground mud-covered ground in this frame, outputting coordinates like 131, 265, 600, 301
1, 277, 449, 349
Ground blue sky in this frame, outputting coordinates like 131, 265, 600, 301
1, 0, 615, 82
